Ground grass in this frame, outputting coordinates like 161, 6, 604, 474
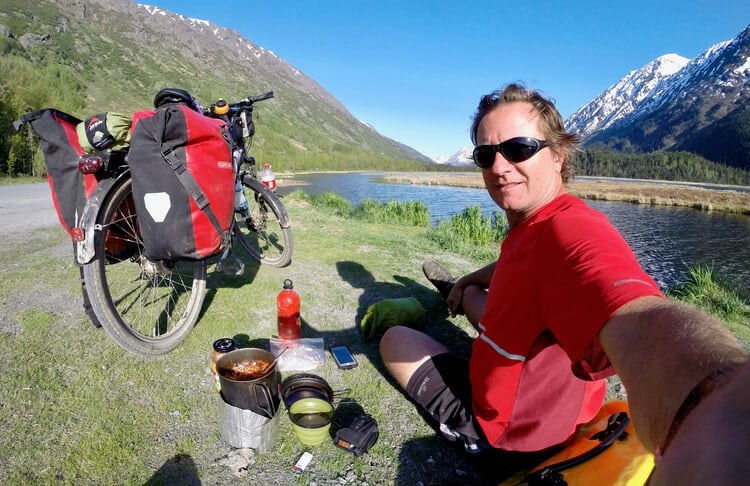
0, 191, 747, 485
667, 263, 750, 348
0, 175, 45, 185
428, 205, 507, 261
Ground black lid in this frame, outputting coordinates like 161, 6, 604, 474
283, 278, 294, 290
213, 338, 236, 353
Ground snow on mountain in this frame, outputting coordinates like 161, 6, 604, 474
431, 24, 749, 164
434, 146, 474, 166
565, 54, 689, 139
628, 40, 734, 120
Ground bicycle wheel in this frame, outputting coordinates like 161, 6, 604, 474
82, 175, 207, 357
233, 175, 293, 268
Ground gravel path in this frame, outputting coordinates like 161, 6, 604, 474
0, 182, 60, 234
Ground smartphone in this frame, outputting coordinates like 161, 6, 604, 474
330, 345, 358, 370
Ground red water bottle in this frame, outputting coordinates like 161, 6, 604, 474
277, 279, 301, 339
261, 163, 277, 191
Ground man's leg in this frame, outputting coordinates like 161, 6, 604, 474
380, 326, 488, 452
380, 326, 450, 390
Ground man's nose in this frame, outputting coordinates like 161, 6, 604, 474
488, 151, 514, 173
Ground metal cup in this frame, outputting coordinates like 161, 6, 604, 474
216, 348, 280, 418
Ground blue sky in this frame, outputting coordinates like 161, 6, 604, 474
145, 1, 749, 160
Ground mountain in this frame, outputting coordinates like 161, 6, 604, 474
434, 146, 473, 166
0, 0, 432, 171
568, 24, 750, 170
565, 54, 690, 140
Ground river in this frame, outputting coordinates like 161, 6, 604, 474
277, 172, 750, 292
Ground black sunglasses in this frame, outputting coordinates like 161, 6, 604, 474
472, 137, 549, 168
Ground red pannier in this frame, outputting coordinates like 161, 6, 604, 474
128, 104, 235, 261
15, 109, 99, 238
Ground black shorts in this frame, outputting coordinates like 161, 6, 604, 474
405, 353, 559, 479
406, 353, 489, 453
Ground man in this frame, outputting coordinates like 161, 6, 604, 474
379, 83, 748, 483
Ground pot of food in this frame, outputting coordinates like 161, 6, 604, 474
216, 348, 280, 418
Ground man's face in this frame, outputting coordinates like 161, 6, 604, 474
475, 102, 564, 227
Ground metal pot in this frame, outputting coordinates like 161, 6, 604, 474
216, 348, 280, 418
281, 373, 334, 408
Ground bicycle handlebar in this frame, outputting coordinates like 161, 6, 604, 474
204, 91, 274, 117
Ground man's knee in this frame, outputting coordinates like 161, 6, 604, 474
380, 325, 410, 361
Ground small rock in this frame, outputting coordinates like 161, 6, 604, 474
217, 448, 256, 477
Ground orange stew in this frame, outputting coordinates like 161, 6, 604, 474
220, 359, 271, 381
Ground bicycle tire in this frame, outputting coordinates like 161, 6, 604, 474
82, 175, 207, 357
233, 174, 293, 268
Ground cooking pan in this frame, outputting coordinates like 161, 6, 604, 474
216, 348, 280, 418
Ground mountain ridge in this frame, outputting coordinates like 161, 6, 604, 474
0, 0, 433, 173
2, 1, 747, 174
565, 53, 690, 140
441, 25, 749, 170
573, 24, 750, 168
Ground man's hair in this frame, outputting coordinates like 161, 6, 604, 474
470, 83, 580, 183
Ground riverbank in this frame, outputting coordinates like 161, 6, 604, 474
380, 173, 750, 215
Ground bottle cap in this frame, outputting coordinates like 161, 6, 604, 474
263, 163, 271, 169
214, 99, 229, 115
283, 278, 294, 290
213, 338, 236, 353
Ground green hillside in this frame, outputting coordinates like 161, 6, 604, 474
0, 0, 449, 177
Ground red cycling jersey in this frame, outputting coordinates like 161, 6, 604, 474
472, 194, 664, 451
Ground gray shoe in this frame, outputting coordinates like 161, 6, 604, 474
422, 260, 455, 301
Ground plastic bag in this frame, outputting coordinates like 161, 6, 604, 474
269, 337, 326, 372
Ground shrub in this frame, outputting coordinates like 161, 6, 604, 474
309, 192, 353, 216
427, 205, 507, 260
354, 198, 430, 227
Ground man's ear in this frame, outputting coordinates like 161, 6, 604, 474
553, 153, 563, 172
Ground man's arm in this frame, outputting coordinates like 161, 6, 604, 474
598, 296, 748, 483
447, 262, 496, 317
599, 296, 746, 450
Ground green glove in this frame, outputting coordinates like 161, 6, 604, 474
360, 297, 426, 341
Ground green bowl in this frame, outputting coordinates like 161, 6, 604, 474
288, 397, 334, 445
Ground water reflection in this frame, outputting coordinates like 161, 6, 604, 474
585, 201, 750, 291
280, 172, 750, 291
279, 172, 497, 222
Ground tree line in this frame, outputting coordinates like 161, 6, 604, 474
571, 149, 750, 186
